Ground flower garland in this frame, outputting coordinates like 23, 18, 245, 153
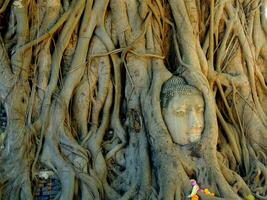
188, 179, 255, 200
187, 179, 215, 200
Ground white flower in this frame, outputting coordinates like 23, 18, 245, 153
13, 0, 23, 8
38, 170, 54, 180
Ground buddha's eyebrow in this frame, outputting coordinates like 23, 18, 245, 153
195, 105, 204, 110
196, 105, 204, 107
174, 104, 186, 109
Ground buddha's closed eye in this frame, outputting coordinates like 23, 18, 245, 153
175, 108, 186, 116
196, 106, 204, 112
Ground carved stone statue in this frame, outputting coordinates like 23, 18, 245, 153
161, 76, 204, 145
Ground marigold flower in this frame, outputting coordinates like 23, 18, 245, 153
191, 194, 199, 200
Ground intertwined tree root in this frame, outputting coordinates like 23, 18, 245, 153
0, 0, 266, 199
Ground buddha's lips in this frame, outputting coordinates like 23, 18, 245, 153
188, 130, 202, 143
188, 128, 203, 136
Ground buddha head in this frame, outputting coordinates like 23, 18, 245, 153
160, 76, 204, 145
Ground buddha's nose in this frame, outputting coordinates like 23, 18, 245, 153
188, 110, 202, 129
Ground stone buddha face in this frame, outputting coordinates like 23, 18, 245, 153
161, 76, 204, 145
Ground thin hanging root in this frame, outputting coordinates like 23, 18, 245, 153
88, 84, 120, 199
12, 0, 30, 77
42, 142, 76, 200
89, 48, 124, 58
219, 162, 251, 198
118, 182, 137, 200
251, 133, 267, 159
174, 185, 182, 200
255, 66, 267, 92
76, 173, 101, 200
19, 7, 71, 51
36, 40, 52, 104
120, 12, 152, 88
95, 27, 126, 144
92, 84, 113, 144
86, 78, 112, 154
60, 127, 88, 161
95, 82, 113, 145
38, 0, 61, 35
202, 0, 227, 54
32, 0, 85, 173
0, 38, 16, 100
220, 39, 239, 72
208, 0, 215, 69
196, 41, 209, 77
248, 161, 267, 198
80, 66, 98, 144
216, 20, 234, 71
184, 0, 200, 34
154, 0, 165, 19
41, 0, 85, 108
261, 0, 267, 34
232, 83, 251, 173
217, 78, 243, 146
59, 0, 102, 105
43, 0, 90, 114
147, 2, 163, 34
204, 159, 241, 199
105, 143, 124, 161
89, 41, 111, 130
26, 65, 37, 126
226, 4, 267, 127
0, 0, 11, 14
218, 137, 238, 169
86, 0, 126, 145
213, 1, 226, 44
169, 22, 195, 70
60, 127, 102, 200
72, 78, 91, 140
128, 50, 164, 59
110, 0, 130, 47
216, 107, 241, 163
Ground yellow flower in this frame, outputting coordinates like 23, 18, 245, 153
204, 188, 210, 194
245, 194, 255, 200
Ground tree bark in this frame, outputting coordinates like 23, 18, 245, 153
0, 0, 266, 199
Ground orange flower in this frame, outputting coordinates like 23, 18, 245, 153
191, 194, 199, 200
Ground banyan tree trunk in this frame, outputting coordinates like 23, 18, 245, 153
0, 0, 266, 199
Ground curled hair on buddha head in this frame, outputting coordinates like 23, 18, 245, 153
160, 76, 202, 109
